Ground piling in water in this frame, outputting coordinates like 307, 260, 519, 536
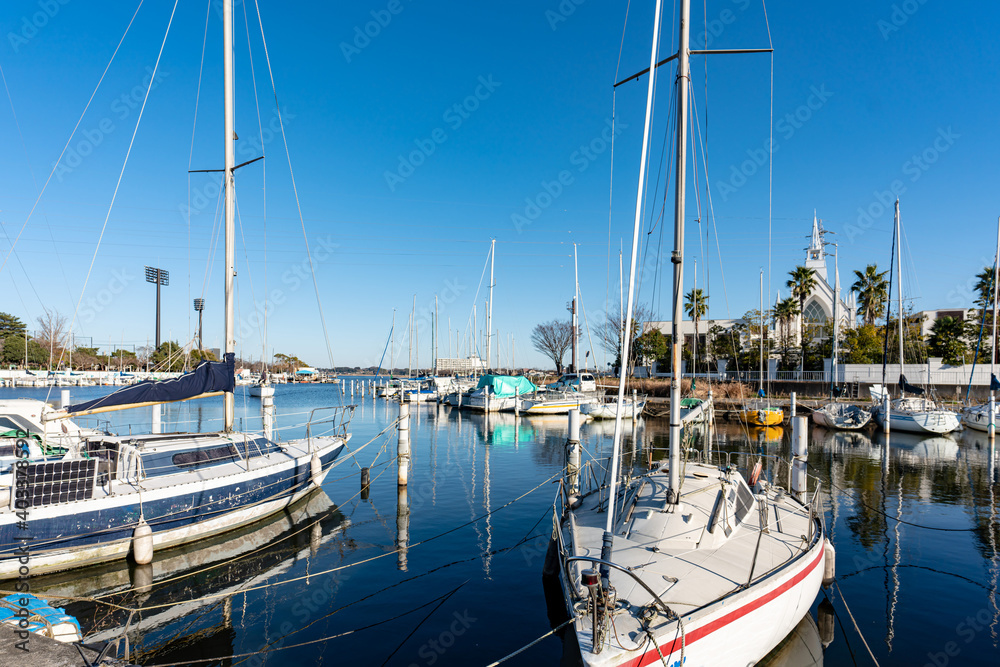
398, 402, 410, 486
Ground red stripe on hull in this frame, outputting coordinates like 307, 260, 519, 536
617, 543, 825, 667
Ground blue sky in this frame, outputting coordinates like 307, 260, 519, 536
1, 0, 997, 370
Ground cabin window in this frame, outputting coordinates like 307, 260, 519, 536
0, 416, 32, 435
172, 444, 239, 469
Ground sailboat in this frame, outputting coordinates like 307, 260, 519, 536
871, 201, 959, 434
961, 216, 1000, 433
550, 3, 828, 664
812, 246, 871, 430
0, 0, 352, 577
740, 270, 783, 426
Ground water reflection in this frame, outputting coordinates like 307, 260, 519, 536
29, 489, 346, 662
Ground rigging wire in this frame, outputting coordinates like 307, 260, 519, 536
252, 0, 337, 370
0, 0, 145, 278
186, 0, 212, 353
56, 0, 180, 379
0, 63, 74, 313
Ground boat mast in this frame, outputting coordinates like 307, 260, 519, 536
692, 258, 697, 380
759, 269, 764, 398
992, 217, 999, 409
223, 0, 236, 432
486, 239, 495, 371
895, 200, 904, 392
604, 0, 666, 555
390, 309, 395, 374
832, 246, 840, 396
572, 242, 579, 373
409, 295, 414, 377
667, 0, 690, 504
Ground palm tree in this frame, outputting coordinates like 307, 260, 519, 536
773, 297, 799, 370
786, 266, 817, 342
851, 264, 889, 326
974, 266, 995, 309
685, 288, 708, 373
774, 297, 799, 341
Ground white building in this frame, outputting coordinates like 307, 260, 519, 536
778, 212, 857, 345
644, 213, 856, 349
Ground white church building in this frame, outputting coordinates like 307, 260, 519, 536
644, 213, 856, 349
781, 213, 857, 345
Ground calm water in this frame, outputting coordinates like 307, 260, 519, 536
3, 382, 998, 666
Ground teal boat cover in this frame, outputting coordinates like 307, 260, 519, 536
475, 374, 537, 398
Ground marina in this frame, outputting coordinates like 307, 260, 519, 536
0, 382, 996, 665
2, 0, 1000, 665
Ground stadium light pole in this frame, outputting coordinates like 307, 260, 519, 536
145, 266, 169, 349
194, 298, 205, 352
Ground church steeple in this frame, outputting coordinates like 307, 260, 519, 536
804, 209, 828, 282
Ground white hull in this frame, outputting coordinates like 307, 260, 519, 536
249, 384, 275, 398
556, 460, 826, 667
520, 393, 597, 415
873, 406, 959, 434
580, 400, 645, 420
961, 404, 999, 432
811, 403, 871, 430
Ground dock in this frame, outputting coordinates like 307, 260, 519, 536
0, 625, 136, 666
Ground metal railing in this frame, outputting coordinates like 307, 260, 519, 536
304, 405, 356, 450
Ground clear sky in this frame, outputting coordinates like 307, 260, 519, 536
1, 0, 997, 371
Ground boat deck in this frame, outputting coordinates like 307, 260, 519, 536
562, 460, 822, 664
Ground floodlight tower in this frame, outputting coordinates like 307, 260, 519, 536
145, 266, 169, 348
193, 298, 205, 352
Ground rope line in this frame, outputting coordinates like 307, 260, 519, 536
20, 472, 558, 615
834, 581, 881, 666
483, 614, 578, 667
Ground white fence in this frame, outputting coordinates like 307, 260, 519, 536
650, 358, 992, 386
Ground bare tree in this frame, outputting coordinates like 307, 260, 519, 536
36, 309, 69, 369
596, 302, 654, 366
531, 320, 575, 373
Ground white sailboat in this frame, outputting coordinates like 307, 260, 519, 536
813, 246, 871, 430
0, 0, 352, 578
961, 216, 1000, 433
872, 201, 959, 434
550, 3, 828, 664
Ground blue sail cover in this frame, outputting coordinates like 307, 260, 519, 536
66, 354, 236, 414
898, 374, 925, 396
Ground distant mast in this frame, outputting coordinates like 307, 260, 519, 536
486, 239, 495, 371
223, 0, 236, 432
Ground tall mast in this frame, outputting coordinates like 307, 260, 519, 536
390, 309, 395, 374
693, 258, 697, 377
223, 0, 236, 432
408, 295, 414, 377
486, 239, 495, 371
434, 295, 438, 374
604, 0, 666, 547
759, 269, 764, 396
895, 200, 904, 388
572, 243, 579, 372
832, 246, 840, 395
667, 0, 691, 503
993, 217, 999, 377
